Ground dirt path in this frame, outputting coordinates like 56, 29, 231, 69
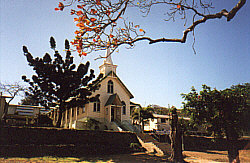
184, 149, 250, 163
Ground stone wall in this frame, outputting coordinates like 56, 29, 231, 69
184, 135, 249, 151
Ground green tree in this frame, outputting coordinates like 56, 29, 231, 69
19, 93, 39, 106
131, 106, 154, 132
22, 37, 103, 127
182, 83, 249, 163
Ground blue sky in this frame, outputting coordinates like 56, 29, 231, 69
0, 1, 249, 108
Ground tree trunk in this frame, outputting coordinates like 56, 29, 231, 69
1, 102, 9, 125
227, 138, 239, 163
225, 123, 240, 163
170, 109, 183, 162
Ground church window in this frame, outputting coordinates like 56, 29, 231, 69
107, 80, 114, 93
161, 118, 166, 123
97, 103, 100, 112
93, 102, 100, 112
93, 103, 96, 112
82, 105, 85, 113
122, 101, 126, 115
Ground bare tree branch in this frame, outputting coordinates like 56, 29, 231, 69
0, 82, 27, 121
123, 0, 245, 45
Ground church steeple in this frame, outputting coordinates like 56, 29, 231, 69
99, 48, 117, 76
103, 48, 113, 65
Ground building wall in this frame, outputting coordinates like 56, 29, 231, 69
92, 75, 131, 121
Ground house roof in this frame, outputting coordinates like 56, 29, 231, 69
0, 94, 12, 98
153, 113, 190, 120
96, 71, 134, 99
153, 113, 171, 119
130, 102, 142, 108
105, 94, 122, 106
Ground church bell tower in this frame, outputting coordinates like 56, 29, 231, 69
99, 48, 117, 76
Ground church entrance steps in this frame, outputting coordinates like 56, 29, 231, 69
109, 121, 123, 131
121, 120, 141, 133
114, 120, 128, 131
109, 120, 141, 133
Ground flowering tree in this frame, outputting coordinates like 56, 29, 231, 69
55, 0, 246, 57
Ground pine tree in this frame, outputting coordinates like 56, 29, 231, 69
22, 37, 103, 127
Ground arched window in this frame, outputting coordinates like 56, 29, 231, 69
122, 101, 126, 115
107, 80, 114, 93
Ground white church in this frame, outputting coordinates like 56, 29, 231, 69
49, 49, 139, 132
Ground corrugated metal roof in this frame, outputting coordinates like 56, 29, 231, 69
153, 113, 171, 119
153, 113, 190, 120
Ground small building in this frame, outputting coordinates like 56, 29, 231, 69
144, 113, 171, 134
0, 93, 12, 120
1, 93, 49, 126
4, 104, 49, 126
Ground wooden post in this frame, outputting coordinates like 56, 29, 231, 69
170, 107, 183, 162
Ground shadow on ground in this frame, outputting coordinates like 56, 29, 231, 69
0, 153, 169, 163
